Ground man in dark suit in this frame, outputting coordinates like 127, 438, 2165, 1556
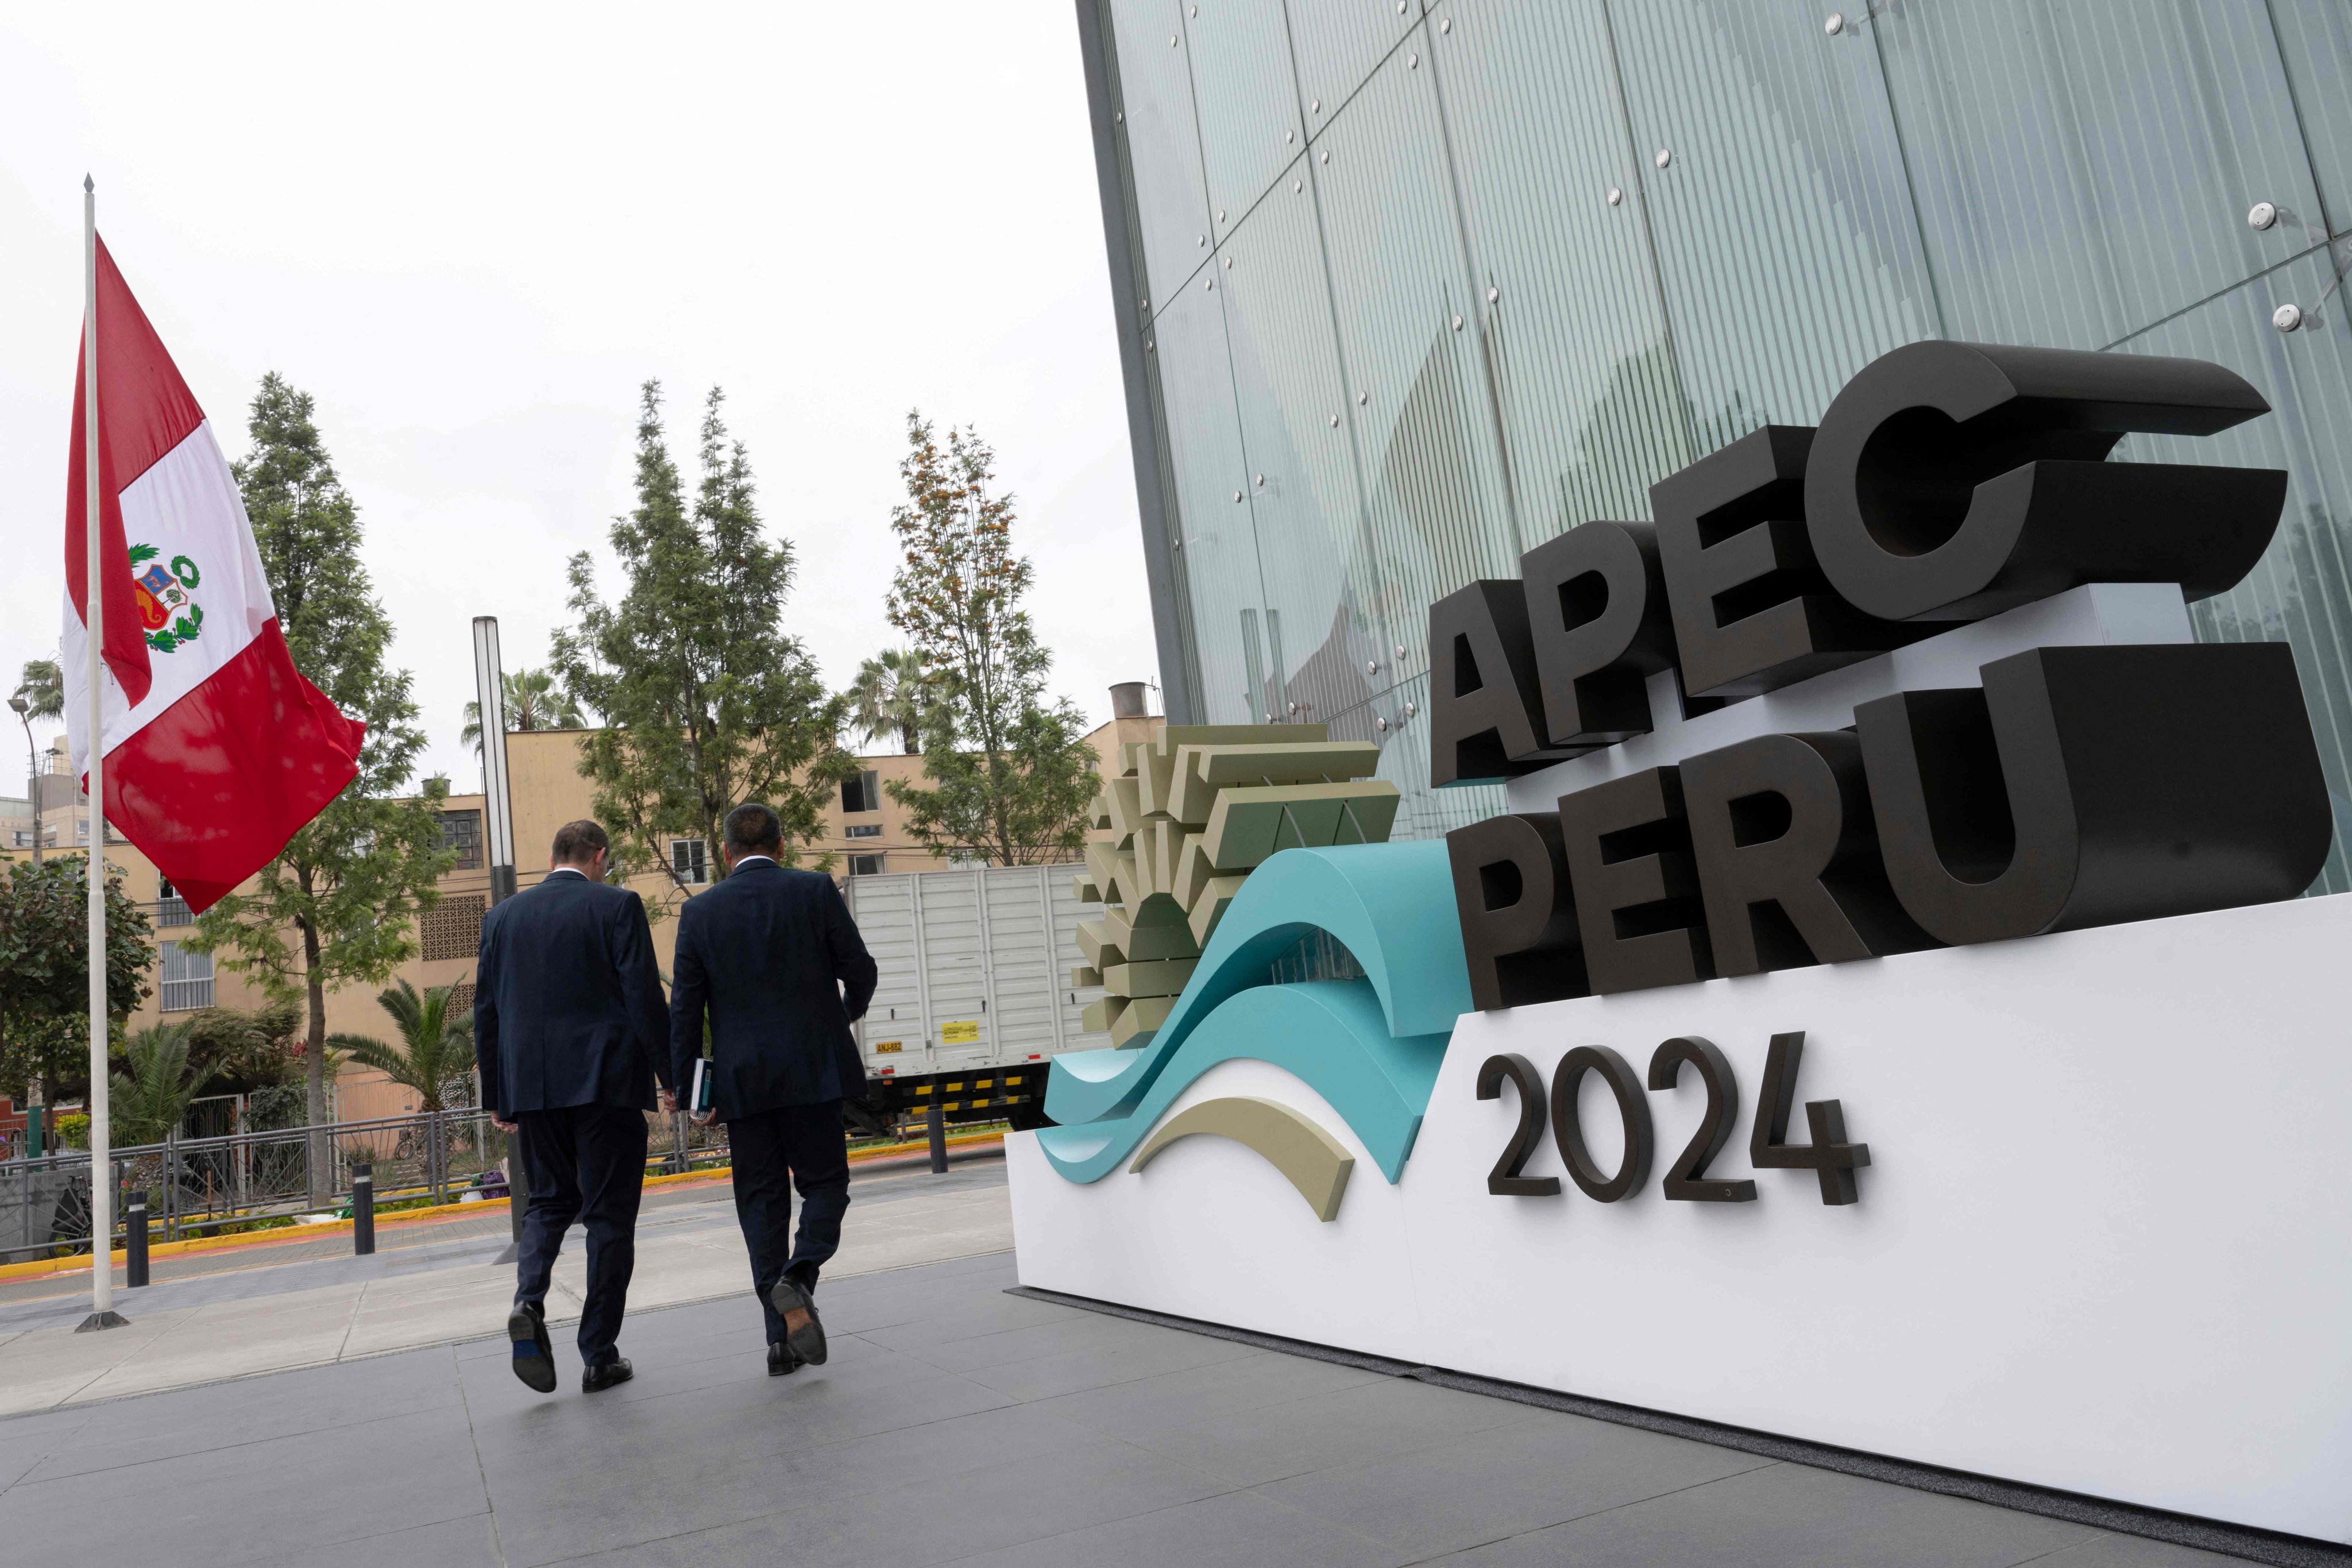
665, 801, 878, 1377
476, 819, 671, 1395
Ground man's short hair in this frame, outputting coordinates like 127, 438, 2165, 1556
551, 819, 610, 865
724, 802, 784, 856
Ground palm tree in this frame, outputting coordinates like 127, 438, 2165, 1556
14, 659, 62, 721
111, 1022, 199, 1147
330, 979, 476, 1114
460, 667, 587, 754
846, 648, 924, 754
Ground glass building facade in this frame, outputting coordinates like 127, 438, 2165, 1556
1075, 0, 2352, 888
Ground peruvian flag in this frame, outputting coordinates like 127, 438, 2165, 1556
63, 238, 362, 913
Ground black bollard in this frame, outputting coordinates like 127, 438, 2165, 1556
927, 1101, 948, 1174
353, 1163, 375, 1256
125, 1194, 149, 1288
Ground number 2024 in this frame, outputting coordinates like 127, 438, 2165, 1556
1477, 1031, 1868, 1207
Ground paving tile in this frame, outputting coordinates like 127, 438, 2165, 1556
947, 1486, 1418, 1568
1428, 1460, 2100, 1568
1256, 1407, 1776, 1558
952, 1328, 1269, 1403
2022, 1532, 2263, 1567
470, 1351, 1024, 1564
236, 1512, 503, 1568
1033, 1347, 1391, 1441
0, 1403, 485, 1568
902, 1309, 1229, 1375
851, 1288, 1086, 1352
561, 1434, 1232, 1567
27, 1344, 462, 1482
0, 1308, 197, 1415
1130, 1374, 1545, 1488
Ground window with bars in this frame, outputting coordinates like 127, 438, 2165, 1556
420, 895, 486, 962
671, 839, 708, 885
156, 878, 191, 928
160, 941, 214, 1012
841, 770, 883, 813
848, 853, 886, 876
439, 810, 483, 871
845, 823, 883, 839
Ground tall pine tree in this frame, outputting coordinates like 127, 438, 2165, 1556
188, 374, 450, 1199
885, 414, 1095, 866
555, 382, 846, 892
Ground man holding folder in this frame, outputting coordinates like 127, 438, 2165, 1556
666, 802, 879, 1376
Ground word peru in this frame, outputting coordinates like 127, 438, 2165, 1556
1431, 341, 2331, 1010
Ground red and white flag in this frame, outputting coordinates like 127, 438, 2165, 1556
64, 238, 363, 913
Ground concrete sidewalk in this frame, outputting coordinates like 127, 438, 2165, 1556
0, 1245, 2258, 1567
0, 1160, 1010, 1414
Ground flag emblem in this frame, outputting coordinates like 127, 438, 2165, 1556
128, 545, 203, 651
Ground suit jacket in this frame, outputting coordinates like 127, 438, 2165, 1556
474, 869, 671, 1116
667, 859, 879, 1121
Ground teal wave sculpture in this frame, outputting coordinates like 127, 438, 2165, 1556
1035, 840, 1470, 1185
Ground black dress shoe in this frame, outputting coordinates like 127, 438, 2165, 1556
766, 1277, 828, 1366
507, 1302, 556, 1394
581, 1357, 634, 1393
767, 1341, 803, 1377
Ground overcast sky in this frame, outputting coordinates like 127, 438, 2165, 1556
0, 4, 1153, 791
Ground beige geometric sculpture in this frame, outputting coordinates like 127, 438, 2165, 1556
1072, 723, 1398, 1048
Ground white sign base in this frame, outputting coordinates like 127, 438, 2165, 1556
1009, 893, 2352, 1544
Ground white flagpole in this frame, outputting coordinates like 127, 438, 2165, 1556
80, 174, 122, 1331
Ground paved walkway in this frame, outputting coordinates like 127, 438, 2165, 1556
0, 1161, 1010, 1412
0, 1163, 2273, 1566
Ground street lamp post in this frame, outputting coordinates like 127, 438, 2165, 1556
8, 693, 37, 866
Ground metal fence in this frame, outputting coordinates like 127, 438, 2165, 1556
0, 1106, 741, 1265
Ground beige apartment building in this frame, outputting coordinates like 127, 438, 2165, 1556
2, 684, 1159, 1126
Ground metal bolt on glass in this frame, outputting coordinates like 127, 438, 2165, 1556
1169, 33, 1177, 47
1655, 148, 1672, 169
1825, 12, 1847, 34
1395, 644, 1407, 660
1328, 413, 1339, 427
1233, 489, 1244, 503
1320, 149, 1330, 164
1488, 286, 1499, 303
1204, 276, 1213, 289
1442, 17, 1452, 32
1217, 208, 1227, 222
1410, 52, 1419, 68
1357, 390, 1368, 404
1404, 700, 1418, 719
1286, 130, 1296, 144
1311, 98, 1321, 113
2249, 202, 2278, 231
1376, 715, 1391, 732
1608, 186, 1624, 206
1367, 659, 1381, 676
1293, 179, 1303, 192
1254, 473, 1265, 486
1224, 254, 1233, 268
1453, 314, 1463, 331
2274, 303, 2304, 333
1114, 111, 1123, 123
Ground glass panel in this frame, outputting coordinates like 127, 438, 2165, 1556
1313, 36, 1518, 712
1287, 0, 1420, 133
1107, 0, 1216, 307
1320, 671, 1502, 843
1609, 0, 1940, 449
1431, 0, 1694, 542
1219, 154, 1389, 729
1152, 275, 1269, 724
2114, 246, 2352, 894
1182, 0, 1306, 238
2269, 0, 2352, 236
1878, 0, 2325, 349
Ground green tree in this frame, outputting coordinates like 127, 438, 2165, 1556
177, 1003, 301, 1096
883, 414, 1095, 866
13, 659, 62, 723
459, 666, 588, 755
554, 382, 848, 894
329, 978, 474, 1114
188, 374, 453, 1202
110, 1021, 198, 1148
845, 648, 925, 755
0, 855, 153, 1103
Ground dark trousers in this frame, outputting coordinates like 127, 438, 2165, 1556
515, 1103, 648, 1367
728, 1100, 851, 1344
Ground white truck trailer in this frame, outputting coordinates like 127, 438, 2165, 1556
841, 863, 1106, 1132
